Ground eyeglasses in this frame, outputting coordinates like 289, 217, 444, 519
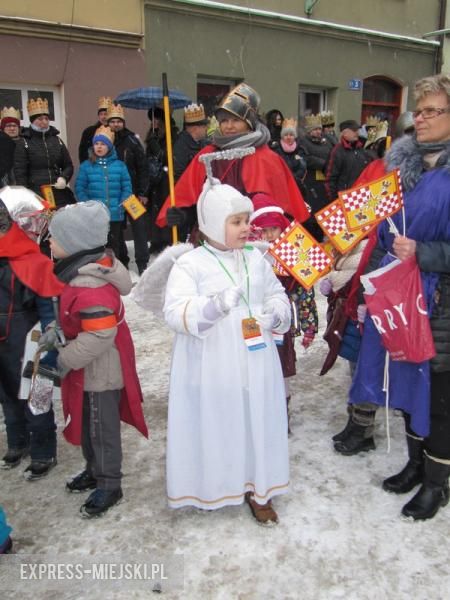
412, 107, 450, 120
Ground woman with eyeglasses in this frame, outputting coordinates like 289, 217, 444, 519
349, 73, 450, 521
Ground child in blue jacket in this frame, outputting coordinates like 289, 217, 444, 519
75, 126, 132, 265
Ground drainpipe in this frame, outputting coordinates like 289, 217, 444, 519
437, 0, 447, 72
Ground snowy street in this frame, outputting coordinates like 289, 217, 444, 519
1, 268, 449, 600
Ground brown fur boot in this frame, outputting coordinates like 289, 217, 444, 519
245, 492, 279, 525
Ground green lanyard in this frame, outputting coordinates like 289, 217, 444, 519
202, 242, 252, 317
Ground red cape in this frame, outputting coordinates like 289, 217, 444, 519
345, 158, 386, 320
59, 283, 149, 446
156, 144, 310, 226
0, 223, 65, 297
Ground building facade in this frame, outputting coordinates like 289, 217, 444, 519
0, 0, 148, 165
144, 0, 444, 130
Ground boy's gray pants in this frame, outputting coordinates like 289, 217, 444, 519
82, 390, 122, 490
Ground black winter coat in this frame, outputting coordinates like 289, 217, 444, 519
114, 128, 149, 197
13, 126, 74, 195
0, 131, 15, 185
78, 121, 101, 163
0, 259, 38, 403
0, 250, 56, 403
173, 130, 206, 181
417, 241, 450, 372
325, 138, 373, 201
272, 143, 307, 188
297, 135, 333, 213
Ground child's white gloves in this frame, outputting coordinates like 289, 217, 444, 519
255, 308, 281, 331
213, 286, 243, 315
199, 286, 243, 332
54, 177, 67, 189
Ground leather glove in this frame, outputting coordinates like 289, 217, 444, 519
214, 286, 243, 314
302, 328, 315, 348
357, 304, 368, 324
166, 207, 187, 227
255, 309, 281, 331
319, 278, 332, 296
54, 176, 67, 190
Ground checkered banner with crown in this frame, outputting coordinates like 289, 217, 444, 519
268, 221, 333, 290
316, 199, 374, 254
339, 169, 403, 231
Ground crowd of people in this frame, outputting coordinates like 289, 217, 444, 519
0, 73, 449, 551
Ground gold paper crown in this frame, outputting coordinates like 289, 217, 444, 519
184, 103, 206, 124
1, 106, 21, 121
281, 117, 297, 130
320, 111, 335, 126
365, 115, 380, 128
365, 120, 388, 147
106, 103, 125, 121
27, 97, 49, 118
304, 113, 322, 130
98, 96, 112, 111
94, 125, 115, 145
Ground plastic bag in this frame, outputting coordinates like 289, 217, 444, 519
361, 256, 436, 363
27, 353, 53, 415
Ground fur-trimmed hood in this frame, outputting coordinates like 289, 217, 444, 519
385, 134, 450, 192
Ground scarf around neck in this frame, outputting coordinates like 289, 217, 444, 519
212, 122, 271, 150
280, 139, 297, 153
54, 247, 106, 283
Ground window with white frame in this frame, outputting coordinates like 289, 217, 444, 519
0, 84, 65, 139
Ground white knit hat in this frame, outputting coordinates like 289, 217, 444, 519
197, 179, 253, 246
49, 201, 110, 254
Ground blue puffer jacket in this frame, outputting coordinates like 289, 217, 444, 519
75, 148, 132, 221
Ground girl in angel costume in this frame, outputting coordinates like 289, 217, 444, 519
133, 152, 291, 525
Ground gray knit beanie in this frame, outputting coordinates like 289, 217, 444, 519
49, 201, 110, 255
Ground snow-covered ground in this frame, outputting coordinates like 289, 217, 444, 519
2, 252, 449, 600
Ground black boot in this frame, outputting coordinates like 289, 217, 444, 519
332, 410, 352, 443
401, 455, 450, 520
334, 408, 376, 455
383, 434, 424, 494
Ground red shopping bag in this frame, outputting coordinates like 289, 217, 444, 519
361, 256, 436, 362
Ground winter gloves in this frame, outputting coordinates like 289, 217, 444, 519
198, 286, 243, 333
38, 321, 64, 352
255, 307, 281, 331
302, 327, 315, 348
166, 207, 187, 227
357, 304, 368, 323
319, 278, 332, 296
54, 177, 67, 190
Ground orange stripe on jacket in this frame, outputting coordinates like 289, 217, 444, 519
81, 314, 117, 332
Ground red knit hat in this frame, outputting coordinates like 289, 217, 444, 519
1, 116, 20, 129
250, 193, 290, 230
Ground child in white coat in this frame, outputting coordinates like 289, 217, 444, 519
163, 180, 291, 524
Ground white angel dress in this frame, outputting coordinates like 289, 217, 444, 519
163, 242, 291, 510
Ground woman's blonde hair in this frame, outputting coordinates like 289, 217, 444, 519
414, 73, 450, 103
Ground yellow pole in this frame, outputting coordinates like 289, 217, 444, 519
162, 73, 178, 244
